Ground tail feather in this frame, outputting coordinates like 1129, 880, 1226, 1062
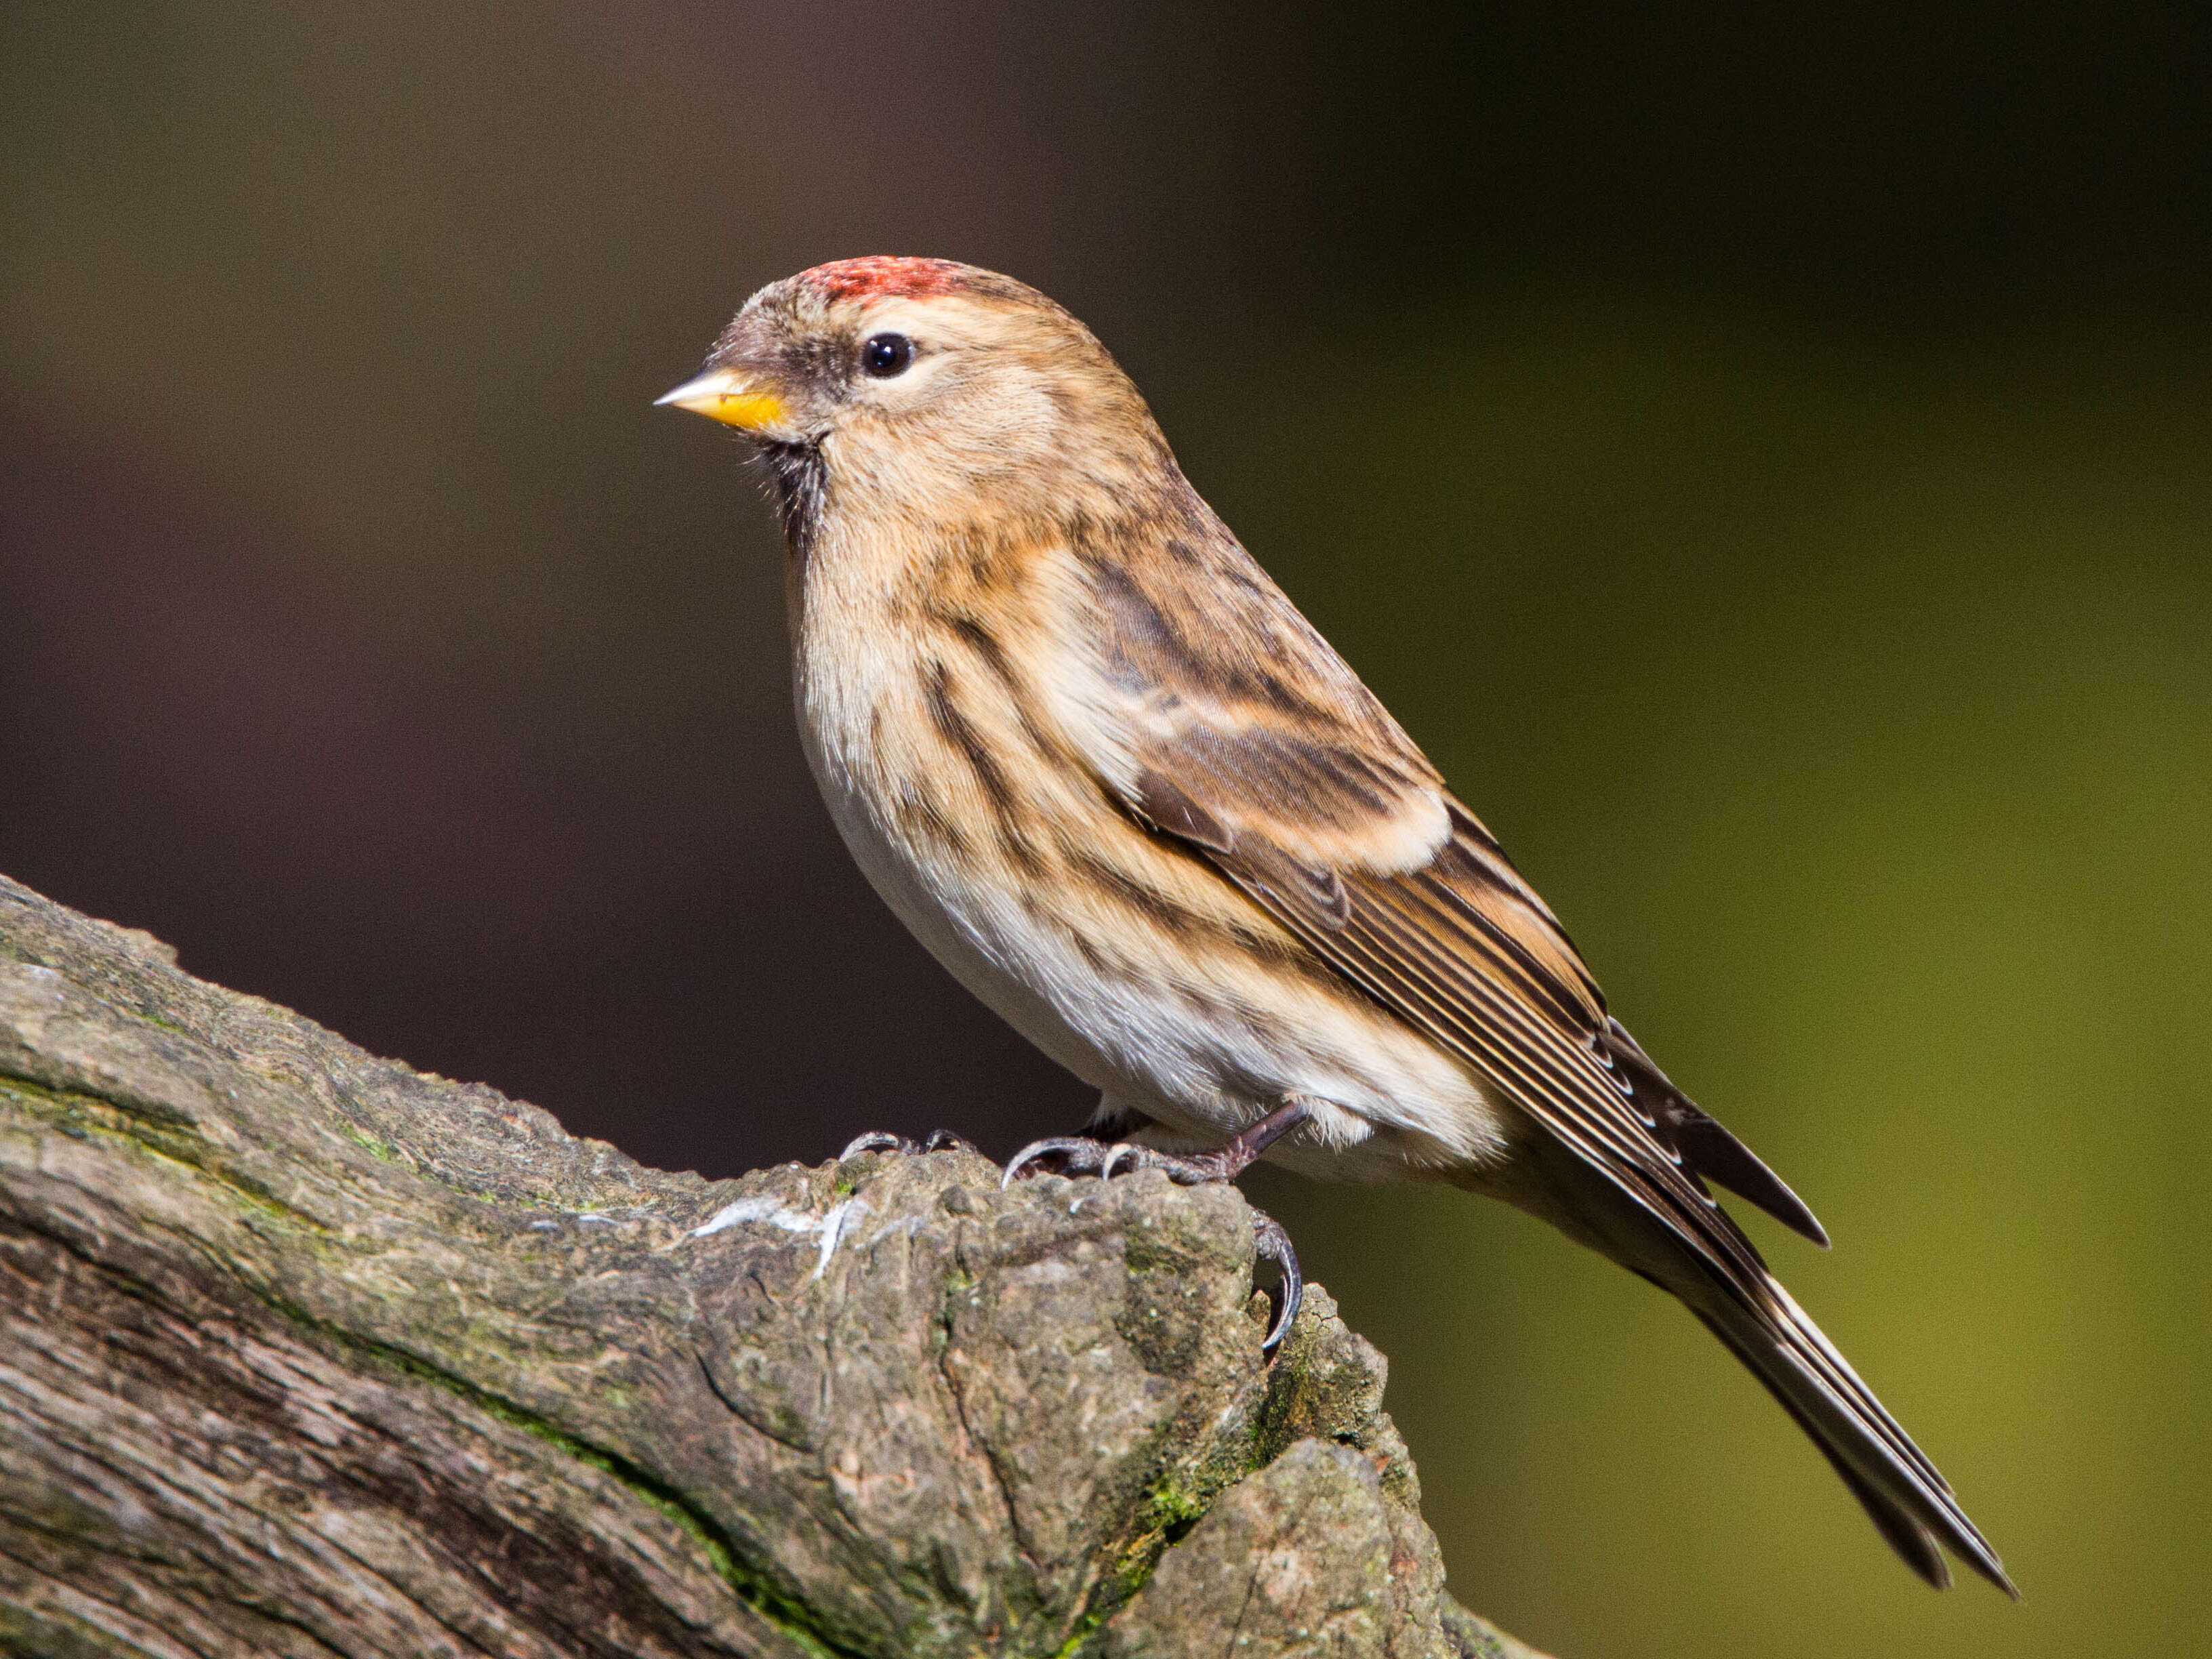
1692, 1308, 1954, 1588
1601, 1018, 1830, 1247
1692, 1282, 2017, 1597
1480, 1139, 2014, 1594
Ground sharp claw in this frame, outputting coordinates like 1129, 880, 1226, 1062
841, 1128, 981, 1161
1249, 1207, 1303, 1353
839, 1130, 918, 1160
1100, 1142, 1147, 1179
1002, 1136, 1103, 1187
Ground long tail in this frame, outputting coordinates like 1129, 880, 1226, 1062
1683, 1263, 2015, 1595
1572, 1036, 2010, 1592
1474, 1136, 2014, 1593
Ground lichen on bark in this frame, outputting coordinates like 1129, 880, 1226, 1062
0, 873, 1547, 1658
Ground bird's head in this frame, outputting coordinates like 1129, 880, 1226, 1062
658, 257, 1172, 542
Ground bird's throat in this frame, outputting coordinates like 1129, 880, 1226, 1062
756, 440, 827, 558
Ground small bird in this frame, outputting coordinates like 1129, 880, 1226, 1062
658, 256, 2012, 1594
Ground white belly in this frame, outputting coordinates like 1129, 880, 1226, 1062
796, 709, 1510, 1185
802, 713, 1117, 1088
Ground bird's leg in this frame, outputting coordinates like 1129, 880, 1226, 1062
838, 1128, 980, 1160
1103, 1097, 1313, 1185
1003, 1097, 1314, 1350
1002, 1097, 1311, 1186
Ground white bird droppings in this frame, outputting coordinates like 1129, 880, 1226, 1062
687, 1191, 872, 1281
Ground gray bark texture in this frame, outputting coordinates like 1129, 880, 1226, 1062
0, 872, 1549, 1659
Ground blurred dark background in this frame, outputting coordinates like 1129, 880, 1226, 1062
5, 5, 2209, 1654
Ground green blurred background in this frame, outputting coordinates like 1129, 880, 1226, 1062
4, 5, 2207, 1654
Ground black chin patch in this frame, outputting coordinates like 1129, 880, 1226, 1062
756, 440, 826, 554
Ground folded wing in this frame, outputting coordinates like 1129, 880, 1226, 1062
1070, 533, 2010, 1593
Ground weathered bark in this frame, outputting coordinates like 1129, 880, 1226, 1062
0, 872, 1545, 1659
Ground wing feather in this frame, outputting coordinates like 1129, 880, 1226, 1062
1055, 504, 2005, 1591
1116, 733, 2009, 1588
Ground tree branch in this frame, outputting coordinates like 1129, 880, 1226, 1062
0, 873, 1546, 1658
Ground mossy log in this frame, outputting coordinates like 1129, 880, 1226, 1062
0, 873, 1546, 1658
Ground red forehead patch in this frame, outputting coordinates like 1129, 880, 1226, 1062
796, 255, 969, 304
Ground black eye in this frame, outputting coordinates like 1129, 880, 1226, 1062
861, 333, 914, 377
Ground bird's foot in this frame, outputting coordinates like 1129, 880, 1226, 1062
838, 1128, 979, 1160
997, 1133, 1122, 1181
1000, 1097, 1315, 1350
997, 1134, 1276, 1185
1001, 1094, 1314, 1188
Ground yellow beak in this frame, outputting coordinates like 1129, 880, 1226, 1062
653, 367, 789, 432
